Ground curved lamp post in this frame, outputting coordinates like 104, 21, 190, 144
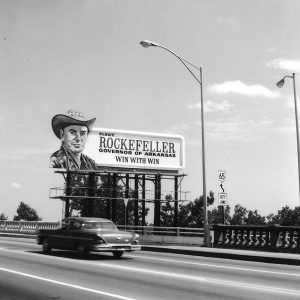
276, 73, 300, 202
140, 40, 209, 246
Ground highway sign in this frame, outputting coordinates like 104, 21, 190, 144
218, 193, 228, 206
218, 170, 226, 182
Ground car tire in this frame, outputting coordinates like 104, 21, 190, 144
113, 251, 124, 258
42, 238, 51, 253
76, 244, 88, 258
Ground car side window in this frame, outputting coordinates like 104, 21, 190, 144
69, 221, 81, 230
61, 220, 69, 230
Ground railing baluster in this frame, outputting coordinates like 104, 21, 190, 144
211, 224, 300, 254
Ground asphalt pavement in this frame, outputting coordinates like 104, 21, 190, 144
1, 232, 300, 266
141, 244, 300, 266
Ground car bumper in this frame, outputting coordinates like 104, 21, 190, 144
90, 244, 141, 252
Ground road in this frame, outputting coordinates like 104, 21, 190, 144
1, 237, 300, 299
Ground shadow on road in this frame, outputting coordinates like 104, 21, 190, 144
27, 250, 132, 261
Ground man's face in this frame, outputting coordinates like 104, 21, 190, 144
60, 125, 88, 154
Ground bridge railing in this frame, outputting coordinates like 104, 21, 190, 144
212, 224, 300, 253
0, 221, 203, 237
118, 225, 203, 237
0, 221, 60, 234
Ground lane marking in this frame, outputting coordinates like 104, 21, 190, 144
0, 267, 136, 300
128, 254, 300, 278
1, 247, 300, 296
95, 263, 300, 297
1, 243, 300, 279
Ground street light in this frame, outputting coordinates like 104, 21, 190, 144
140, 40, 209, 246
276, 73, 300, 201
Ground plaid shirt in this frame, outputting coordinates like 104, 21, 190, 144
50, 146, 97, 170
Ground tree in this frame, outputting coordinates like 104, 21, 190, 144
92, 175, 149, 225
160, 194, 175, 227
276, 206, 294, 225
245, 210, 266, 225
126, 200, 149, 226
230, 204, 248, 225
68, 174, 123, 219
68, 173, 92, 216
209, 205, 231, 224
178, 191, 214, 227
0, 213, 8, 220
267, 206, 300, 226
13, 202, 42, 221
293, 206, 300, 225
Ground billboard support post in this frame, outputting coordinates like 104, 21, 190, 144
125, 174, 130, 225
86, 173, 95, 217
134, 174, 139, 226
64, 172, 71, 218
112, 173, 117, 223
174, 176, 179, 227
154, 175, 161, 227
106, 173, 111, 219
142, 175, 146, 226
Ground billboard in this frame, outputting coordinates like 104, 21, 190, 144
84, 128, 185, 171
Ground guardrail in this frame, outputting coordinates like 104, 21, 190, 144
212, 224, 300, 253
0, 221, 203, 237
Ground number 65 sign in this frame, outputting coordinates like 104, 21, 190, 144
218, 170, 226, 182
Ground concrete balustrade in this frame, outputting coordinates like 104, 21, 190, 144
212, 224, 300, 253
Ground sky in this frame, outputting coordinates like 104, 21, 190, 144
1, 0, 300, 221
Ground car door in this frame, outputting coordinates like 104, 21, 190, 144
68, 220, 82, 250
52, 219, 70, 249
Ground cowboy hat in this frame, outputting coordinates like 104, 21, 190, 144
52, 110, 96, 138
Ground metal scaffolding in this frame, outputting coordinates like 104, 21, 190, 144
50, 169, 189, 227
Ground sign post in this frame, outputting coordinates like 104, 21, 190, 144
218, 170, 227, 224
218, 170, 226, 182
218, 193, 228, 206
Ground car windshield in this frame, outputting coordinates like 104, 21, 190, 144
83, 221, 117, 230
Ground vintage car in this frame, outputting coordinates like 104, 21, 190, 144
36, 217, 141, 258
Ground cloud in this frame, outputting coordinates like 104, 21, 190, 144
0, 146, 54, 161
204, 119, 252, 141
276, 119, 296, 135
193, 116, 276, 142
10, 182, 22, 189
187, 100, 234, 113
209, 80, 280, 98
205, 100, 234, 113
170, 123, 190, 132
267, 58, 300, 72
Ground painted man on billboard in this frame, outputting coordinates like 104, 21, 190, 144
50, 110, 97, 170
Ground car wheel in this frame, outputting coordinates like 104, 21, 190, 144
42, 238, 51, 253
113, 251, 124, 258
76, 244, 88, 258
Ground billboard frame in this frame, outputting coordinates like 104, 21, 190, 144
84, 127, 185, 173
